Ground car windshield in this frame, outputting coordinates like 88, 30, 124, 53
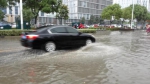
50, 27, 67, 33
36, 27, 48, 33
66, 27, 79, 33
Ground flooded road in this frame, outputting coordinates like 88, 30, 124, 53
0, 30, 150, 84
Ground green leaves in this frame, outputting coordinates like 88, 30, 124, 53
122, 7, 132, 19
101, 3, 149, 22
89, 15, 95, 24
0, 0, 16, 21
89, 15, 100, 24
0, 11, 4, 20
146, 12, 150, 20
0, 0, 7, 8
80, 17, 85, 24
15, 0, 63, 24
101, 4, 122, 20
23, 8, 34, 22
122, 4, 148, 21
56, 4, 69, 20
132, 4, 147, 21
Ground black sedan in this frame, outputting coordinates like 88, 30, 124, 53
20, 25, 96, 52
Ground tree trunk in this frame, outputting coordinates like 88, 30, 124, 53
142, 20, 146, 29
61, 18, 63, 25
34, 15, 38, 28
59, 18, 61, 25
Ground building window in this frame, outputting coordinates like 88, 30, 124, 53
15, 6, 18, 15
41, 12, 44, 16
87, 14, 89, 19
9, 8, 12, 14
2, 8, 6, 14
79, 1, 82, 6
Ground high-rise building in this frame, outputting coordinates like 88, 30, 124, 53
1, 3, 19, 23
113, 0, 150, 12
63, 0, 113, 23
1, 3, 57, 24
1, 0, 113, 24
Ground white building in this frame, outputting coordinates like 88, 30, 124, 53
63, 0, 113, 23
113, 0, 150, 11
1, 3, 57, 24
1, 0, 113, 24
1, 3, 20, 23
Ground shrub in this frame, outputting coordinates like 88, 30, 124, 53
0, 29, 96, 36
0, 30, 31, 36
78, 29, 96, 33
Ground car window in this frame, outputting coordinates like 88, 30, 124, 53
37, 27, 48, 33
51, 27, 67, 33
66, 27, 79, 33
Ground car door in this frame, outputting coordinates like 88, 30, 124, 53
50, 27, 71, 46
65, 27, 84, 46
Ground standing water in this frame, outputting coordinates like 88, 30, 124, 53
0, 30, 150, 84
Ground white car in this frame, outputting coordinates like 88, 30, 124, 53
11, 23, 16, 28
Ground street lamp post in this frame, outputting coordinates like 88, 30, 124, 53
74, 4, 75, 22
120, 18, 124, 28
131, 0, 134, 29
20, 0, 23, 30
110, 16, 115, 28
134, 19, 137, 29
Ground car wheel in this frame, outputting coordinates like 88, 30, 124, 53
86, 39, 92, 45
44, 41, 56, 52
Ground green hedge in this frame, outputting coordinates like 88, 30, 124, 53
78, 29, 96, 33
0, 30, 30, 36
89, 27, 123, 31
0, 29, 96, 36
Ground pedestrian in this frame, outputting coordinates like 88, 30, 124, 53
74, 24, 77, 29
79, 23, 83, 29
146, 24, 150, 34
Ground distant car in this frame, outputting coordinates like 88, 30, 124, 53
84, 25, 90, 28
0, 22, 12, 29
117, 25, 122, 28
20, 25, 96, 52
36, 22, 46, 28
11, 23, 16, 28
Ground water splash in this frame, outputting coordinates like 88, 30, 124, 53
76, 43, 122, 56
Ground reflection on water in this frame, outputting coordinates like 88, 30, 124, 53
0, 30, 150, 84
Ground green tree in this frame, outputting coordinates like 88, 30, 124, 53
0, 0, 7, 8
17, 0, 62, 27
101, 4, 122, 20
0, 11, 4, 21
122, 7, 132, 19
89, 15, 95, 24
23, 8, 34, 22
95, 16, 100, 24
99, 18, 104, 25
122, 4, 148, 22
133, 4, 147, 22
146, 12, 150, 20
79, 17, 85, 24
0, 0, 15, 21
56, 4, 69, 25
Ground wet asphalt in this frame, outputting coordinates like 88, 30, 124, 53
0, 30, 150, 84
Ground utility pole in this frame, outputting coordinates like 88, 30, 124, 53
20, 0, 23, 30
131, 0, 134, 29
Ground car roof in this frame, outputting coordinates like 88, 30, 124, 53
37, 25, 72, 29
